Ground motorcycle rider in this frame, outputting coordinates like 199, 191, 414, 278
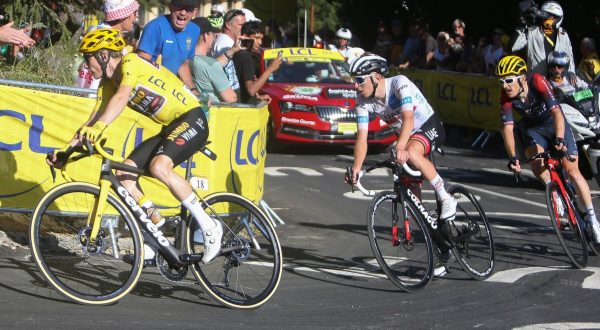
512, 1, 576, 79
497, 55, 600, 243
546, 51, 588, 90
329, 28, 363, 63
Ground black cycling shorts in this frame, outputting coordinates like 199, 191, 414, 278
128, 107, 209, 173
409, 114, 446, 155
525, 115, 577, 156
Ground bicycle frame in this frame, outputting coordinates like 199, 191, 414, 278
540, 153, 582, 226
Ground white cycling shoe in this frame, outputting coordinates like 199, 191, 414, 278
201, 220, 224, 264
590, 221, 600, 245
439, 197, 457, 221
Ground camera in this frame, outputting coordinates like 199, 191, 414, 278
518, 0, 548, 27
240, 38, 254, 49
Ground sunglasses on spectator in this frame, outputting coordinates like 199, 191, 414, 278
498, 75, 522, 85
224, 9, 244, 23
355, 75, 372, 85
550, 64, 565, 69
172, 4, 195, 12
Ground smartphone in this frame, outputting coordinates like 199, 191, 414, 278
240, 38, 254, 49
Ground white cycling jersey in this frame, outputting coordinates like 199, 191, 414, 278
356, 75, 434, 131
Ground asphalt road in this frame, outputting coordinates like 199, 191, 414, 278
1, 138, 600, 329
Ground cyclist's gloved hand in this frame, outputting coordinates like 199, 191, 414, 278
47, 144, 73, 169
554, 136, 565, 151
344, 166, 359, 185
506, 155, 520, 172
80, 121, 107, 143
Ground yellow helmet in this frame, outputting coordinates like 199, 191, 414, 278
495, 55, 527, 77
79, 28, 126, 54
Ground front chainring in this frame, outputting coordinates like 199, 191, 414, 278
156, 253, 188, 282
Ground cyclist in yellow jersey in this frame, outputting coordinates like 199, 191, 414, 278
47, 29, 223, 263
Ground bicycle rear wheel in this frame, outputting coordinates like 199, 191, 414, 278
186, 193, 282, 309
366, 191, 433, 292
546, 182, 588, 268
29, 182, 144, 305
446, 185, 495, 280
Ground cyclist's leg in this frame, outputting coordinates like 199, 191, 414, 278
148, 108, 222, 263
560, 129, 600, 242
118, 134, 164, 201
524, 125, 552, 183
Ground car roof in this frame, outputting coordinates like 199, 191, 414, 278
264, 47, 345, 62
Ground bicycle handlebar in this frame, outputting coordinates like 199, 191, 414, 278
347, 161, 422, 197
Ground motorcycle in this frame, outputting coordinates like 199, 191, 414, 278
554, 74, 600, 187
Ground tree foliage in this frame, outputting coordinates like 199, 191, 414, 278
296, 0, 343, 32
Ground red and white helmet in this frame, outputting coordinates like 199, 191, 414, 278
336, 28, 352, 40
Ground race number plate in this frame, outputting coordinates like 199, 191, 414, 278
573, 89, 593, 102
337, 122, 357, 134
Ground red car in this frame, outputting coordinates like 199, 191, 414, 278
260, 47, 397, 152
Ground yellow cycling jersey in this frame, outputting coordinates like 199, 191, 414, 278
94, 53, 199, 125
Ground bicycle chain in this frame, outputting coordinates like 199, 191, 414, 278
155, 253, 196, 285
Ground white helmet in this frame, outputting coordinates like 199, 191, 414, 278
541, 1, 563, 27
336, 28, 352, 40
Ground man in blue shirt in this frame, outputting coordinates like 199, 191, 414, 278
137, 0, 199, 95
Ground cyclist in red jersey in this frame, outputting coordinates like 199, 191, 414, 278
497, 55, 600, 243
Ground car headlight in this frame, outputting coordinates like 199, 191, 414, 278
279, 101, 314, 113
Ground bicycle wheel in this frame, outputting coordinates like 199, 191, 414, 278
546, 182, 588, 268
29, 182, 144, 305
366, 191, 433, 292
186, 192, 283, 309
446, 185, 495, 280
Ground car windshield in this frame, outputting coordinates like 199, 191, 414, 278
266, 59, 353, 84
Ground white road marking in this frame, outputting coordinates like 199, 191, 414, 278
322, 166, 391, 176
513, 323, 600, 330
265, 167, 324, 177
457, 183, 547, 208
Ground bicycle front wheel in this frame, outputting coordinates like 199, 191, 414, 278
186, 193, 283, 309
367, 191, 433, 292
446, 185, 495, 280
29, 182, 144, 305
546, 182, 588, 268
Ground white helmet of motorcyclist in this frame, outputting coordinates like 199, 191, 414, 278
541, 1, 563, 27
336, 28, 352, 40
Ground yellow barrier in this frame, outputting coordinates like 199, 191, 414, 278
0, 84, 268, 215
402, 70, 503, 131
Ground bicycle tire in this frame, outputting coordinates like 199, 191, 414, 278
366, 191, 434, 292
446, 185, 495, 280
186, 192, 283, 309
546, 182, 588, 268
29, 182, 144, 305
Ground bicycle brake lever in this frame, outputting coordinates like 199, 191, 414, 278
346, 166, 355, 193
49, 165, 56, 183
83, 139, 93, 156
513, 171, 520, 183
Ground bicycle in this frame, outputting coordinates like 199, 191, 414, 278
29, 139, 283, 308
347, 148, 495, 292
522, 150, 600, 268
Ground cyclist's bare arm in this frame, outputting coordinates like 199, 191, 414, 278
549, 105, 566, 149
394, 110, 414, 164
350, 128, 368, 184
501, 122, 521, 172
94, 84, 133, 125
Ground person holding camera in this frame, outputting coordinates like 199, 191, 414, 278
233, 20, 282, 104
512, 1, 575, 78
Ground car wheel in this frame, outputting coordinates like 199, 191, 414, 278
267, 121, 285, 153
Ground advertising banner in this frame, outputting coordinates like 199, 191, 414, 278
0, 84, 267, 215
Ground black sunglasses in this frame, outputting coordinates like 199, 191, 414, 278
355, 75, 371, 85
224, 9, 244, 23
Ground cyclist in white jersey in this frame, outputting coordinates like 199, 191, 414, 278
345, 54, 457, 221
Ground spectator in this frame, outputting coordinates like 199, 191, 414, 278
211, 8, 247, 92
210, 4, 225, 18
451, 18, 472, 72
0, 22, 35, 47
137, 0, 199, 94
426, 31, 460, 71
190, 17, 238, 104
398, 20, 423, 69
547, 50, 588, 90
475, 28, 507, 75
76, 0, 140, 90
233, 20, 282, 104
329, 28, 353, 61
372, 21, 392, 61
418, 22, 437, 70
512, 1, 575, 77
389, 18, 404, 65
577, 37, 600, 84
